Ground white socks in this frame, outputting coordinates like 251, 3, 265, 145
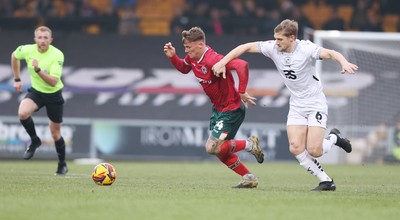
322, 134, 337, 154
245, 139, 252, 151
296, 150, 332, 182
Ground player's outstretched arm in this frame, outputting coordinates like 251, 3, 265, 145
319, 48, 359, 74
164, 42, 191, 74
212, 42, 258, 78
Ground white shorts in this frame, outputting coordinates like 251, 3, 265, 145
287, 94, 328, 128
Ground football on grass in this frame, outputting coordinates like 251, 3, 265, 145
92, 163, 117, 185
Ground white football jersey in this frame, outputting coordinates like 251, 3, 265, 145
258, 39, 323, 99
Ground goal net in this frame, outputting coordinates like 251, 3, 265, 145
313, 31, 400, 163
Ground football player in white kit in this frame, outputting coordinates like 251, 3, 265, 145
212, 19, 358, 191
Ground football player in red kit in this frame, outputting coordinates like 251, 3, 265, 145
163, 26, 265, 188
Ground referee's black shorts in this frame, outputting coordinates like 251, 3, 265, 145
25, 87, 64, 123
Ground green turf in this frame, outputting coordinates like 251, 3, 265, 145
1, 160, 399, 220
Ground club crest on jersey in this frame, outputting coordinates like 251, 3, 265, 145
284, 56, 291, 65
201, 66, 207, 74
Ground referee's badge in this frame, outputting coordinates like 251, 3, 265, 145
201, 66, 207, 74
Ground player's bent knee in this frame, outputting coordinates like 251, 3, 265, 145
50, 131, 61, 141
205, 143, 220, 155
289, 144, 305, 156
205, 137, 222, 155
290, 148, 301, 156
205, 147, 218, 155
18, 111, 31, 120
307, 147, 323, 157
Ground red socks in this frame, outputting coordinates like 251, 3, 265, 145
219, 140, 246, 155
218, 140, 249, 176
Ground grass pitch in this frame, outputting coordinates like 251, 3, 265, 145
1, 160, 399, 220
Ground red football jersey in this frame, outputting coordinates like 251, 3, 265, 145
169, 46, 249, 112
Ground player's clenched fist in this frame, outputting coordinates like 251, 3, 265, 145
163, 42, 176, 58
212, 61, 227, 79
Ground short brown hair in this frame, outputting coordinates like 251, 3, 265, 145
274, 19, 298, 38
182, 27, 205, 43
35, 26, 52, 36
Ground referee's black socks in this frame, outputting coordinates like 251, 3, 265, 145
55, 136, 66, 163
20, 117, 38, 140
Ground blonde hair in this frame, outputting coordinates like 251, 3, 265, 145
35, 26, 52, 36
182, 26, 205, 43
274, 19, 298, 37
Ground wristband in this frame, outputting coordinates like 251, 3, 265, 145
14, 78, 21, 82
34, 67, 41, 73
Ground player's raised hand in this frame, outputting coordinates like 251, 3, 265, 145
341, 62, 358, 74
212, 61, 226, 79
240, 92, 257, 108
163, 42, 176, 58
